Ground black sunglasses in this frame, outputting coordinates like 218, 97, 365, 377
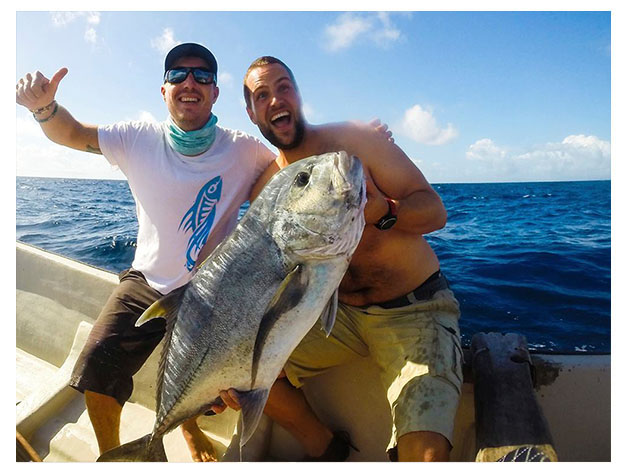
164, 67, 216, 85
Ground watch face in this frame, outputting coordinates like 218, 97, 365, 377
378, 216, 397, 230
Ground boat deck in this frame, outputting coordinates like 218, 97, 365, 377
16, 241, 611, 462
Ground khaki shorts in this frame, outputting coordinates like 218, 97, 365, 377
283, 285, 463, 455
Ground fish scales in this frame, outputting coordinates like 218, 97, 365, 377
97, 151, 366, 462
156, 219, 287, 431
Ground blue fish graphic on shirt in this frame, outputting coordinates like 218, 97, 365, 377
179, 176, 222, 271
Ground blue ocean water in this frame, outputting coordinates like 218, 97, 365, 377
16, 177, 610, 354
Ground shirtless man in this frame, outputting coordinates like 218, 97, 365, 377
214, 56, 463, 462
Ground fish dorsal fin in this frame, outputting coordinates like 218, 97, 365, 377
320, 289, 339, 337
250, 265, 309, 388
135, 285, 187, 327
236, 388, 271, 459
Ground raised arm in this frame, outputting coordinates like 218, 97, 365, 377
16, 68, 101, 154
249, 120, 393, 204
340, 122, 446, 235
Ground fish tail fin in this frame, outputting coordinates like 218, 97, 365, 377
97, 434, 167, 462
146, 436, 167, 461
237, 388, 270, 460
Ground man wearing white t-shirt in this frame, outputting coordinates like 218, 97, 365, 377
15, 43, 276, 461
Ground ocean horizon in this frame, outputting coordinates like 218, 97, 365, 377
15, 174, 611, 186
16, 176, 611, 354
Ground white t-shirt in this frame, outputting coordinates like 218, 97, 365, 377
98, 120, 276, 294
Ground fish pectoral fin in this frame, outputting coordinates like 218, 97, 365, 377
251, 265, 309, 387
320, 289, 339, 337
266, 264, 309, 314
135, 285, 187, 327
236, 388, 271, 456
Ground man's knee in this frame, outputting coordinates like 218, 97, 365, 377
397, 430, 451, 462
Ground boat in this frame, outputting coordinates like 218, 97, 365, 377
16, 240, 611, 462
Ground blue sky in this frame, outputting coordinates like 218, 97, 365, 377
15, 9, 612, 183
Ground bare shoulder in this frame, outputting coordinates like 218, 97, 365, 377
321, 122, 403, 163
317, 120, 370, 137
316, 122, 433, 199
313, 121, 381, 154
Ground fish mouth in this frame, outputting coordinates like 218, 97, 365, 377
358, 176, 367, 211
333, 153, 364, 197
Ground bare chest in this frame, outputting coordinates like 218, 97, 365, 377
339, 227, 400, 290
338, 227, 440, 305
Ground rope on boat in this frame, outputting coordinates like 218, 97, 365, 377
16, 430, 42, 462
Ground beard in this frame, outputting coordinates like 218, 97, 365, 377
259, 113, 305, 150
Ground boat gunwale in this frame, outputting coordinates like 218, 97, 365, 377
16, 240, 611, 357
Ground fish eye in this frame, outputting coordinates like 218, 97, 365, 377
295, 172, 310, 187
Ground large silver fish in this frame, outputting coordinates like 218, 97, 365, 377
98, 151, 366, 462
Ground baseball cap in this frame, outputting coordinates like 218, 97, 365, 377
164, 43, 218, 74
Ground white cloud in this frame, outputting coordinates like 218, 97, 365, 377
137, 111, 158, 123
466, 138, 508, 162
118, 110, 160, 124
84, 27, 98, 44
324, 13, 372, 51
17, 140, 124, 180
16, 115, 42, 140
218, 71, 233, 87
400, 104, 458, 146
16, 132, 124, 180
87, 12, 101, 25
372, 12, 401, 46
51, 12, 101, 45
51, 12, 83, 27
323, 12, 402, 52
14, 112, 158, 180
465, 135, 610, 181
302, 103, 316, 121
151, 28, 179, 56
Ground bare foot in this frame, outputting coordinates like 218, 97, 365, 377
180, 418, 217, 462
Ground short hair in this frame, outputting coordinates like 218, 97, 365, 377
243, 56, 298, 108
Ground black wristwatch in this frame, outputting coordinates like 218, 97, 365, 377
375, 198, 398, 230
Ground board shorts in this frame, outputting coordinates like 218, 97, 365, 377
282, 270, 463, 460
69, 268, 166, 407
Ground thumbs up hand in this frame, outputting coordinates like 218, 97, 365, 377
16, 67, 68, 112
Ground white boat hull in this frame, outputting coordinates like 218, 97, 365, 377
16, 241, 610, 461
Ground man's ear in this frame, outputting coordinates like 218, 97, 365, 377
212, 86, 220, 104
246, 106, 257, 125
161, 85, 166, 102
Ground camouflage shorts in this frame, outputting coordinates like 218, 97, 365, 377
283, 285, 463, 453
